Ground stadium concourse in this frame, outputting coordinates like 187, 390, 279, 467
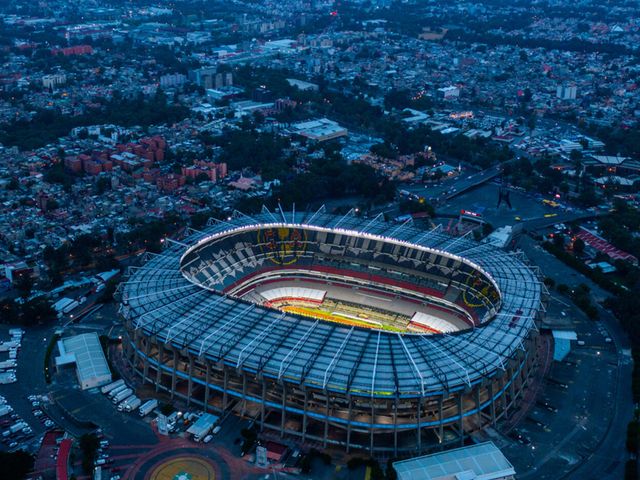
118, 208, 547, 455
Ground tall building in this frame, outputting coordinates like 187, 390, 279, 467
190, 67, 218, 89
159, 73, 186, 89
556, 84, 577, 100
438, 86, 460, 99
42, 73, 67, 89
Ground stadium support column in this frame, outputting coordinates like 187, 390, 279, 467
241, 372, 247, 417
260, 380, 266, 431
346, 395, 353, 454
280, 383, 287, 438
142, 339, 151, 384
475, 388, 482, 430
170, 347, 178, 399
508, 366, 516, 408
523, 350, 533, 388
416, 398, 422, 453
187, 356, 194, 407
132, 332, 141, 372
500, 374, 509, 419
222, 368, 229, 411
393, 395, 399, 456
324, 395, 330, 449
370, 401, 375, 453
204, 362, 211, 413
489, 383, 496, 425
302, 389, 308, 442
457, 395, 464, 446
155, 342, 164, 393
438, 395, 444, 450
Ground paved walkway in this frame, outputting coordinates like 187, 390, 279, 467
115, 423, 265, 480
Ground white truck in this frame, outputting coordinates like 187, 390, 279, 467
0, 341, 19, 352
112, 388, 133, 404
123, 397, 141, 413
116, 395, 136, 411
107, 384, 128, 399
8, 421, 28, 435
0, 360, 17, 370
187, 413, 219, 442
62, 300, 79, 314
101, 379, 125, 395
118, 393, 138, 411
0, 405, 13, 417
138, 399, 158, 417
53, 297, 78, 317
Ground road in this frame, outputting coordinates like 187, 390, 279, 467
400, 165, 501, 203
520, 211, 604, 232
515, 236, 632, 479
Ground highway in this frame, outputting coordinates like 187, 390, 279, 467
520, 210, 604, 232
400, 164, 502, 204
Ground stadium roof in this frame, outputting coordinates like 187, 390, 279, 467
393, 441, 515, 480
121, 209, 543, 399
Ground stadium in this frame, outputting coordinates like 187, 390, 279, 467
118, 208, 546, 455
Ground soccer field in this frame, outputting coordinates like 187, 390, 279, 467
279, 303, 407, 332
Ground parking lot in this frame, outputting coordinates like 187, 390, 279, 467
490, 236, 633, 479
0, 326, 59, 454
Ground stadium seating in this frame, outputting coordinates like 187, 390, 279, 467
260, 287, 327, 304
409, 312, 458, 333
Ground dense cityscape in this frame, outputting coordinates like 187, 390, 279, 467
0, 0, 638, 479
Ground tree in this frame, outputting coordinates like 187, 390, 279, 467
97, 280, 118, 304
399, 199, 435, 217
573, 238, 585, 255
13, 273, 33, 299
627, 420, 639, 454
570, 149, 583, 162
553, 234, 565, 249
625, 459, 638, 480
20, 297, 56, 325
0, 300, 20, 324
387, 459, 398, 480
79, 433, 100, 475
384, 89, 412, 110
482, 222, 494, 237
578, 186, 599, 207
0, 450, 34, 480
95, 176, 111, 194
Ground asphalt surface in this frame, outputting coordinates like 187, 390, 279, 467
507, 236, 633, 479
400, 164, 501, 203
435, 181, 594, 232
0, 325, 53, 452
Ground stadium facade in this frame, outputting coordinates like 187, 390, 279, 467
118, 208, 546, 455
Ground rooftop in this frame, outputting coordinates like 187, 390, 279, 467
393, 442, 515, 480
55, 332, 111, 388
